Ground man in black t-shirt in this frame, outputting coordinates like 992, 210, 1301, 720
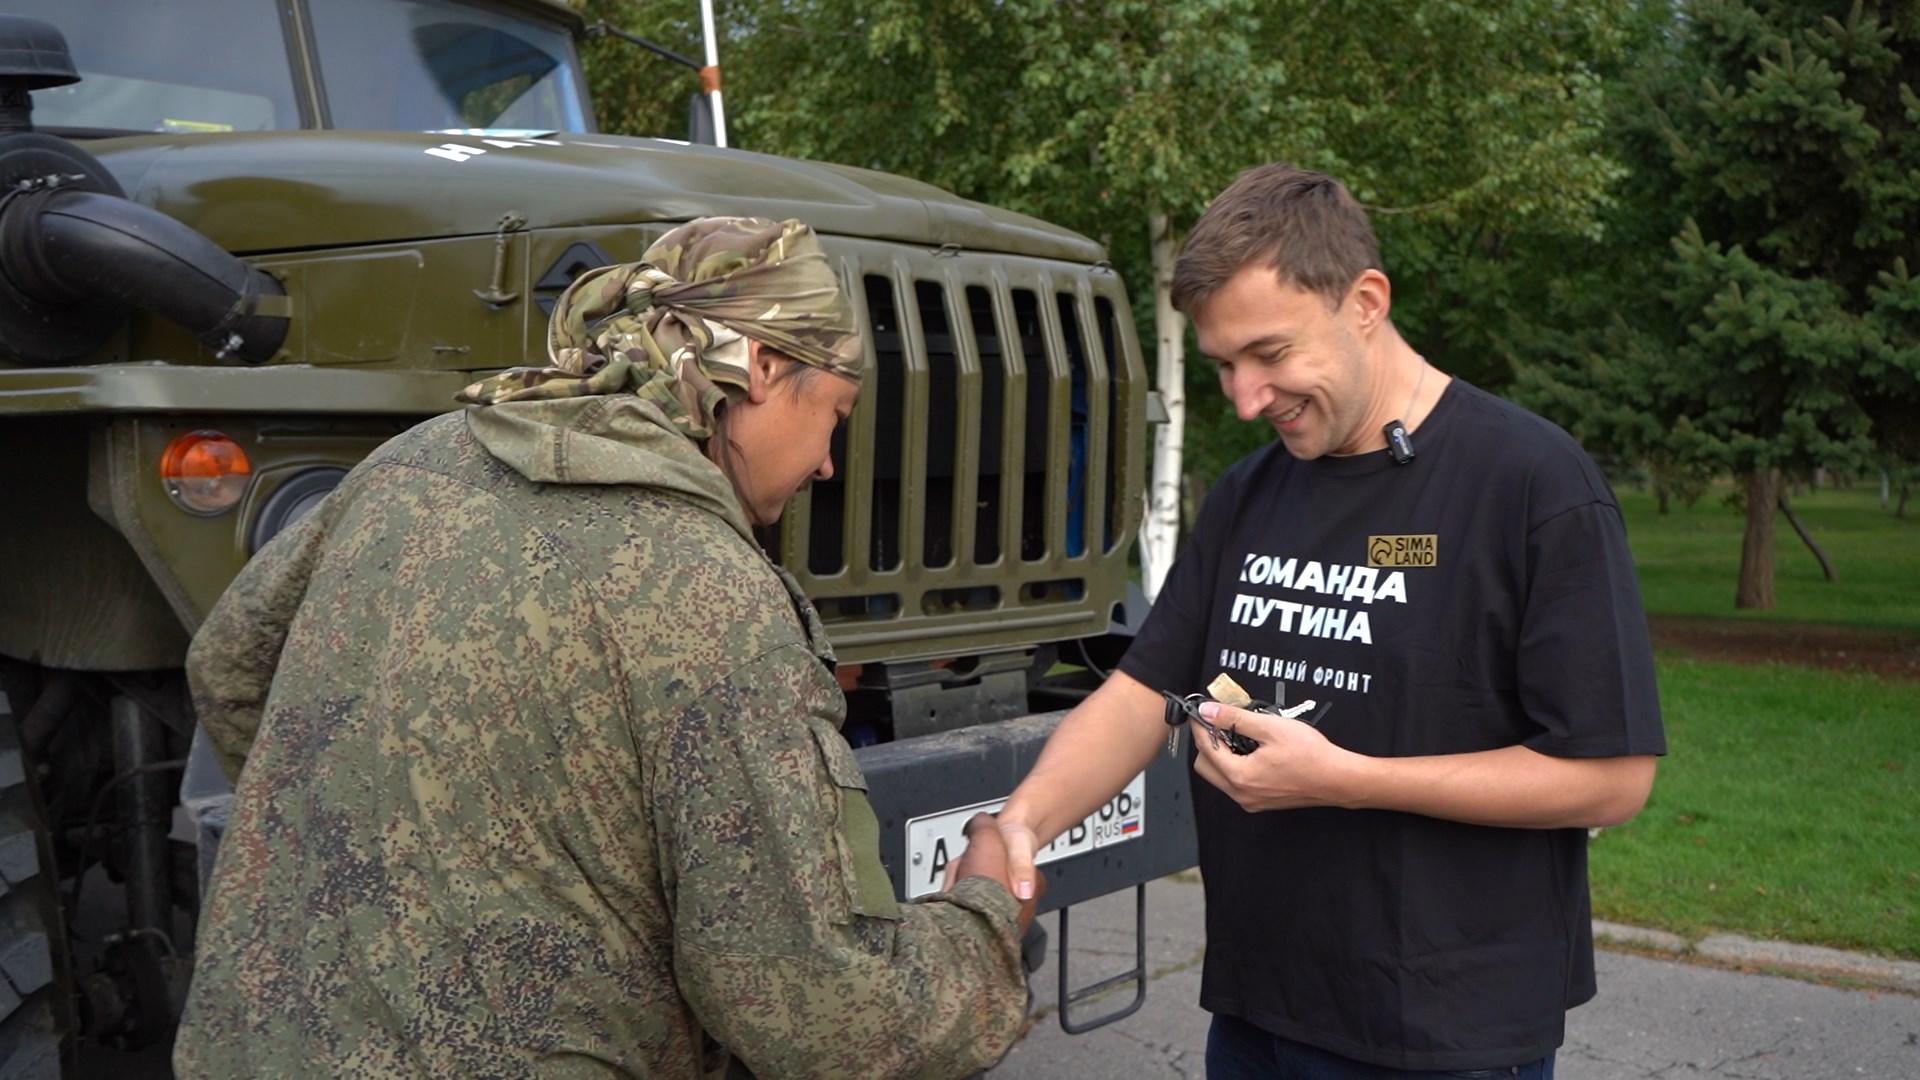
993, 164, 1665, 1078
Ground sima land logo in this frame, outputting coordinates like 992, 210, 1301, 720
1367, 534, 1438, 568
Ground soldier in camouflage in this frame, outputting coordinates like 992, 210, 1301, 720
175, 217, 1036, 1078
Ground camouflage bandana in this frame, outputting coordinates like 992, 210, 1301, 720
455, 217, 863, 437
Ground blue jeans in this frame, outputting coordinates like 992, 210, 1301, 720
1206, 1014, 1556, 1080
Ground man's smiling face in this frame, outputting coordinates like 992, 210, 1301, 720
1194, 264, 1386, 461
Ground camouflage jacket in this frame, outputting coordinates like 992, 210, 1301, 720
175, 396, 1027, 1078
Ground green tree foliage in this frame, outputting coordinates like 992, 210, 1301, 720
718, 0, 1294, 290
1177, 1, 1638, 481
579, 1, 1634, 488
1309, 3, 1631, 390
576, 0, 708, 140
582, 2, 1920, 597
1519, 1, 1920, 607
1510, 3, 1718, 512
1659, 0, 1920, 607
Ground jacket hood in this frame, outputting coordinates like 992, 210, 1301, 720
463, 393, 754, 544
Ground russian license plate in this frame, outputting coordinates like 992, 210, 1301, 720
901, 772, 1146, 899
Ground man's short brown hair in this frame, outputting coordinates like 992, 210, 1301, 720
1170, 163, 1381, 316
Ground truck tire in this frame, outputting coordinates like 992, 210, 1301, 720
0, 694, 70, 1079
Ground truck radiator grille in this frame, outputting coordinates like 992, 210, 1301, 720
773, 247, 1145, 664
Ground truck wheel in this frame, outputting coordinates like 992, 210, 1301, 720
0, 693, 71, 1079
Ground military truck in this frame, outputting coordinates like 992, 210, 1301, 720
0, 0, 1195, 1071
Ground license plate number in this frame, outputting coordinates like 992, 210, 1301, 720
901, 772, 1146, 898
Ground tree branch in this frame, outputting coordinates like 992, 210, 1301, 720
1777, 490, 1838, 582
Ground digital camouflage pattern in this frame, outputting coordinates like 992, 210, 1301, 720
176, 393, 1027, 1078
456, 217, 864, 439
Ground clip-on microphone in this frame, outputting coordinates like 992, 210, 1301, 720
1382, 419, 1415, 465
1383, 361, 1427, 466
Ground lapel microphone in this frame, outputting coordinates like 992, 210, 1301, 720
1383, 360, 1428, 466
1383, 420, 1415, 465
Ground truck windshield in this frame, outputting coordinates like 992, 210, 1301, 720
13, 0, 301, 133
309, 0, 590, 133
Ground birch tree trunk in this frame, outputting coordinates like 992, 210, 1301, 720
1139, 210, 1186, 601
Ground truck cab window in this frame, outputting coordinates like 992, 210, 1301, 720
10, 0, 297, 134
309, 0, 589, 133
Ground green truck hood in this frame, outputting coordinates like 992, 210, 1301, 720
90, 130, 1104, 262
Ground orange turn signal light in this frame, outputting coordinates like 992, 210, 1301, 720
159, 430, 251, 515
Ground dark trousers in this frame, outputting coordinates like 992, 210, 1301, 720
1205, 1014, 1557, 1080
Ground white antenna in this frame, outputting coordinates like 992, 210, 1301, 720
698, 0, 728, 148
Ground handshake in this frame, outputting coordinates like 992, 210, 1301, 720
943, 812, 1046, 933
944, 670, 1344, 924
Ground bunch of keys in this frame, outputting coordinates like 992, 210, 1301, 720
1160, 673, 1326, 757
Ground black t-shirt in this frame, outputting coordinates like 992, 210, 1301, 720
1120, 380, 1666, 1071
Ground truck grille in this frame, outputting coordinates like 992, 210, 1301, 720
773, 243, 1146, 664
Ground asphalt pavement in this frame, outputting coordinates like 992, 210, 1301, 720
994, 874, 1920, 1079
75, 869, 1920, 1077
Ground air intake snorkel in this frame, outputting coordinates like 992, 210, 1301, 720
0, 14, 289, 365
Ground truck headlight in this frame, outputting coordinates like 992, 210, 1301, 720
249, 467, 347, 554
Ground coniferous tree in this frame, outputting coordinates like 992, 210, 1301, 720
1510, 2, 1713, 512
1656, 0, 1920, 608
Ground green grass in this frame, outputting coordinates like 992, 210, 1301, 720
1582, 479, 1920, 959
1589, 658, 1920, 959
1617, 481, 1920, 632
